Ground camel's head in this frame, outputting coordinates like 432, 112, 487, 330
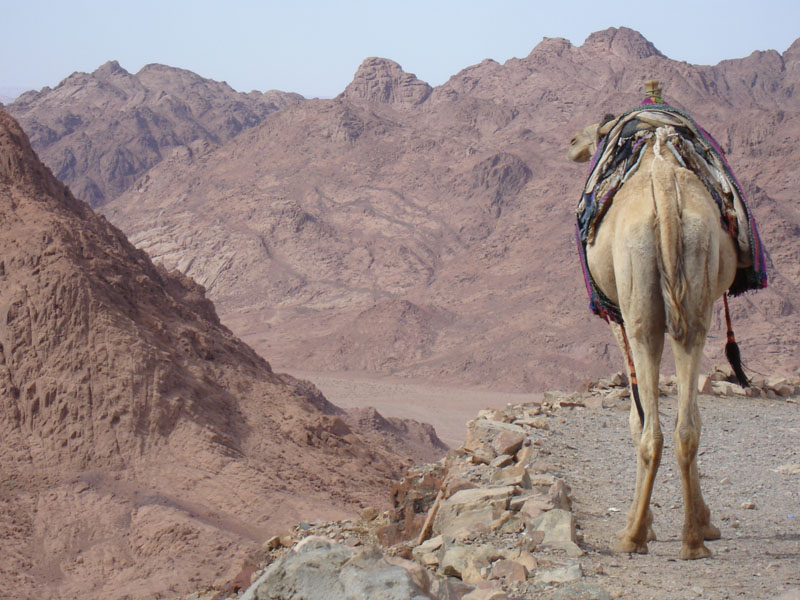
566, 114, 616, 163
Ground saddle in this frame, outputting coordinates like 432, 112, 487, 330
576, 104, 768, 324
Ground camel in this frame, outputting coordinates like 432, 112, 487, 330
567, 114, 740, 560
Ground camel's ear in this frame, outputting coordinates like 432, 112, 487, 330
598, 115, 616, 137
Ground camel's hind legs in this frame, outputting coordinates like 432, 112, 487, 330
612, 321, 664, 555
672, 336, 720, 560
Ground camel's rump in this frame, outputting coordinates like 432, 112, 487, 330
575, 104, 768, 324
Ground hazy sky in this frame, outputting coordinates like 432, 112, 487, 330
2, 0, 798, 99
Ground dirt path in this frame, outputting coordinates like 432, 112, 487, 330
546, 393, 800, 600
297, 371, 800, 600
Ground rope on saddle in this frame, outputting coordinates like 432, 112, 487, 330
620, 324, 645, 426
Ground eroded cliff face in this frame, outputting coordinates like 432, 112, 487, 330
0, 108, 445, 599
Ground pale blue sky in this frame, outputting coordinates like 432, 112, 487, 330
2, 0, 798, 100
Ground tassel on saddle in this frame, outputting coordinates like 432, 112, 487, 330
723, 295, 750, 387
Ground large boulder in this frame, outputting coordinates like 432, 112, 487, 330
242, 536, 431, 600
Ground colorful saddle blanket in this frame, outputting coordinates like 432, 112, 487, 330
576, 103, 768, 324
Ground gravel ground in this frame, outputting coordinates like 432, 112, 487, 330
543, 393, 800, 600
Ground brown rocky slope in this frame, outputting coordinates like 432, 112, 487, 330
84, 28, 800, 391
0, 108, 445, 599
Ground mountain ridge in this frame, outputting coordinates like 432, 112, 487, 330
9, 28, 800, 393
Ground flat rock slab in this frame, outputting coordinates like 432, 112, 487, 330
434, 486, 516, 535
536, 562, 583, 584
242, 537, 430, 600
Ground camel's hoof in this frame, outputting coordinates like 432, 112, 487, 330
616, 526, 656, 542
702, 523, 721, 541
615, 537, 648, 554
680, 544, 712, 560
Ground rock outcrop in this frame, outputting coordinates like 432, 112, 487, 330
0, 107, 444, 599
340, 58, 433, 106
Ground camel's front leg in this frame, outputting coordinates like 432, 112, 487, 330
672, 339, 719, 559
614, 326, 664, 555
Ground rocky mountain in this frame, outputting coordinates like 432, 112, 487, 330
0, 107, 445, 599
7, 61, 302, 206
13, 27, 800, 393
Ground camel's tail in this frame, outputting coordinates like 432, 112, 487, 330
651, 127, 689, 344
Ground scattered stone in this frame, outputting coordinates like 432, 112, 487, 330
529, 509, 583, 556
515, 444, 537, 466
462, 586, 509, 600
519, 496, 554, 519
240, 384, 653, 599
744, 386, 762, 398
464, 420, 526, 453
508, 547, 537, 572
492, 431, 526, 456
434, 486, 516, 537
360, 507, 379, 522
264, 535, 282, 550
610, 371, 627, 386
528, 416, 550, 430
490, 464, 532, 488
529, 473, 556, 487
741, 502, 756, 510
709, 366, 729, 381
697, 374, 713, 394
551, 582, 613, 600
490, 559, 528, 582
446, 477, 477, 497
536, 562, 583, 584
439, 544, 504, 584
549, 479, 573, 511
583, 396, 606, 409
489, 454, 514, 469
496, 514, 527, 535
415, 534, 443, 554
767, 377, 794, 397
557, 397, 585, 408
470, 447, 497, 465
712, 381, 742, 396
720, 477, 731, 485
605, 387, 630, 401
776, 464, 800, 475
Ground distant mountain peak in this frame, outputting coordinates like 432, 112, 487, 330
783, 37, 800, 63
530, 36, 574, 57
93, 59, 131, 79
340, 57, 432, 105
581, 26, 663, 59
